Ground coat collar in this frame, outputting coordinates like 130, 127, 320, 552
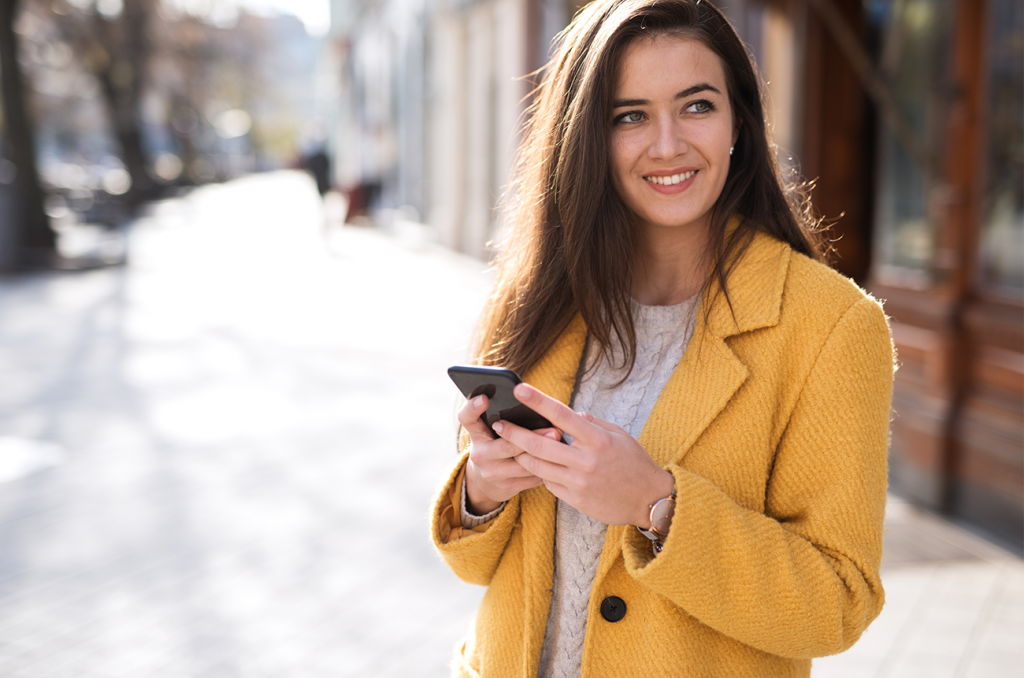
640, 227, 792, 463
703, 220, 792, 339
524, 224, 793, 394
517, 226, 793, 662
520, 225, 790, 475
520, 225, 794, 468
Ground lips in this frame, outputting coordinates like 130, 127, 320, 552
644, 170, 698, 186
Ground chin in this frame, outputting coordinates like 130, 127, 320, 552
643, 210, 710, 231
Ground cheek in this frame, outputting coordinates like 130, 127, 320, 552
693, 121, 733, 157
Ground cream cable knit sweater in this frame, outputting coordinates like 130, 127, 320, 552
462, 298, 697, 678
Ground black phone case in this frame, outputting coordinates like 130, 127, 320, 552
447, 365, 554, 433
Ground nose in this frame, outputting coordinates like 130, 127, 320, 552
648, 116, 688, 160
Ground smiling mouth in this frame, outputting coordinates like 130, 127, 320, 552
644, 170, 697, 186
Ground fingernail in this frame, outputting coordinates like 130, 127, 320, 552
473, 396, 484, 407
545, 431, 559, 440
492, 421, 503, 433
514, 383, 532, 400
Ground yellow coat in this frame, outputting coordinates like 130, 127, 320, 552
431, 232, 895, 678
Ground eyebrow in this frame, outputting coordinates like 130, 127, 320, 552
612, 83, 722, 108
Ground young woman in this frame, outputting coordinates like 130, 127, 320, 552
431, 1, 895, 676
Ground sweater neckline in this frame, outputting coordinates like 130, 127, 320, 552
630, 296, 698, 331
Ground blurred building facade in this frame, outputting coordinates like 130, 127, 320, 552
324, 0, 568, 255
724, 0, 1023, 551
324, 0, 1023, 549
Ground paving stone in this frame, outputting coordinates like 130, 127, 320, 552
962, 656, 1024, 678
1, 172, 1020, 678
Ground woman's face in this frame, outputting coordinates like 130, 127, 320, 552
609, 34, 737, 238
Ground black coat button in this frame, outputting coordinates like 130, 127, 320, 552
600, 596, 626, 622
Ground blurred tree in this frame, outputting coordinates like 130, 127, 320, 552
154, 10, 273, 183
154, 11, 223, 185
49, 0, 276, 188
49, 0, 156, 207
0, 0, 56, 265
91, 0, 155, 204
6, 0, 313, 238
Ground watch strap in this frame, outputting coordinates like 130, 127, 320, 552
636, 489, 676, 555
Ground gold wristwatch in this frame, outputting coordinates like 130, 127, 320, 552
637, 489, 676, 555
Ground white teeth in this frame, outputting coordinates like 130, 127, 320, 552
645, 170, 697, 186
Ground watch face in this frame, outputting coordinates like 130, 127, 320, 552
650, 498, 675, 536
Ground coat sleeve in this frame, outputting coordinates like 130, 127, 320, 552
430, 449, 523, 586
621, 296, 894, 659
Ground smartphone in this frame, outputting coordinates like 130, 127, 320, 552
447, 365, 555, 436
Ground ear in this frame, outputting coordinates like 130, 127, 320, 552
732, 119, 742, 146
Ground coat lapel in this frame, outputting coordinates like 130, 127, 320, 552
638, 326, 749, 467
522, 313, 587, 405
513, 232, 792, 668
519, 313, 587, 674
639, 230, 792, 466
592, 232, 793, 590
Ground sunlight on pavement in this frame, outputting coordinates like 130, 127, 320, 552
0, 171, 491, 678
0, 437, 65, 483
1, 171, 1020, 678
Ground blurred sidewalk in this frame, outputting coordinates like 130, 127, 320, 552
0, 171, 489, 678
814, 495, 1024, 678
0, 171, 1021, 678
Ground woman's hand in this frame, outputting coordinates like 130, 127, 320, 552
458, 394, 556, 515
492, 383, 675, 527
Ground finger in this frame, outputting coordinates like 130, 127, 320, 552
493, 419, 574, 468
540, 477, 572, 503
496, 424, 584, 492
509, 475, 545, 494
535, 427, 562, 441
576, 412, 626, 435
478, 456, 539, 480
514, 452, 574, 488
457, 395, 496, 442
467, 460, 541, 509
469, 435, 526, 464
513, 383, 596, 443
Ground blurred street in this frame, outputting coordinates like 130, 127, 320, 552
0, 171, 1021, 678
0, 171, 489, 677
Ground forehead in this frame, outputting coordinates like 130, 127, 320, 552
614, 34, 728, 96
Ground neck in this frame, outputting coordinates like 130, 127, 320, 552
632, 220, 710, 306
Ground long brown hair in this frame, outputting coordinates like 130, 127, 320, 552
476, 0, 825, 375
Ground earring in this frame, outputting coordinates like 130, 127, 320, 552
729, 146, 734, 156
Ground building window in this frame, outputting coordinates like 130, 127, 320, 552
978, 0, 1024, 296
871, 0, 952, 289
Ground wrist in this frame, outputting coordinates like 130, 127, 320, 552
465, 463, 502, 515
636, 471, 676, 556
637, 470, 675, 529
